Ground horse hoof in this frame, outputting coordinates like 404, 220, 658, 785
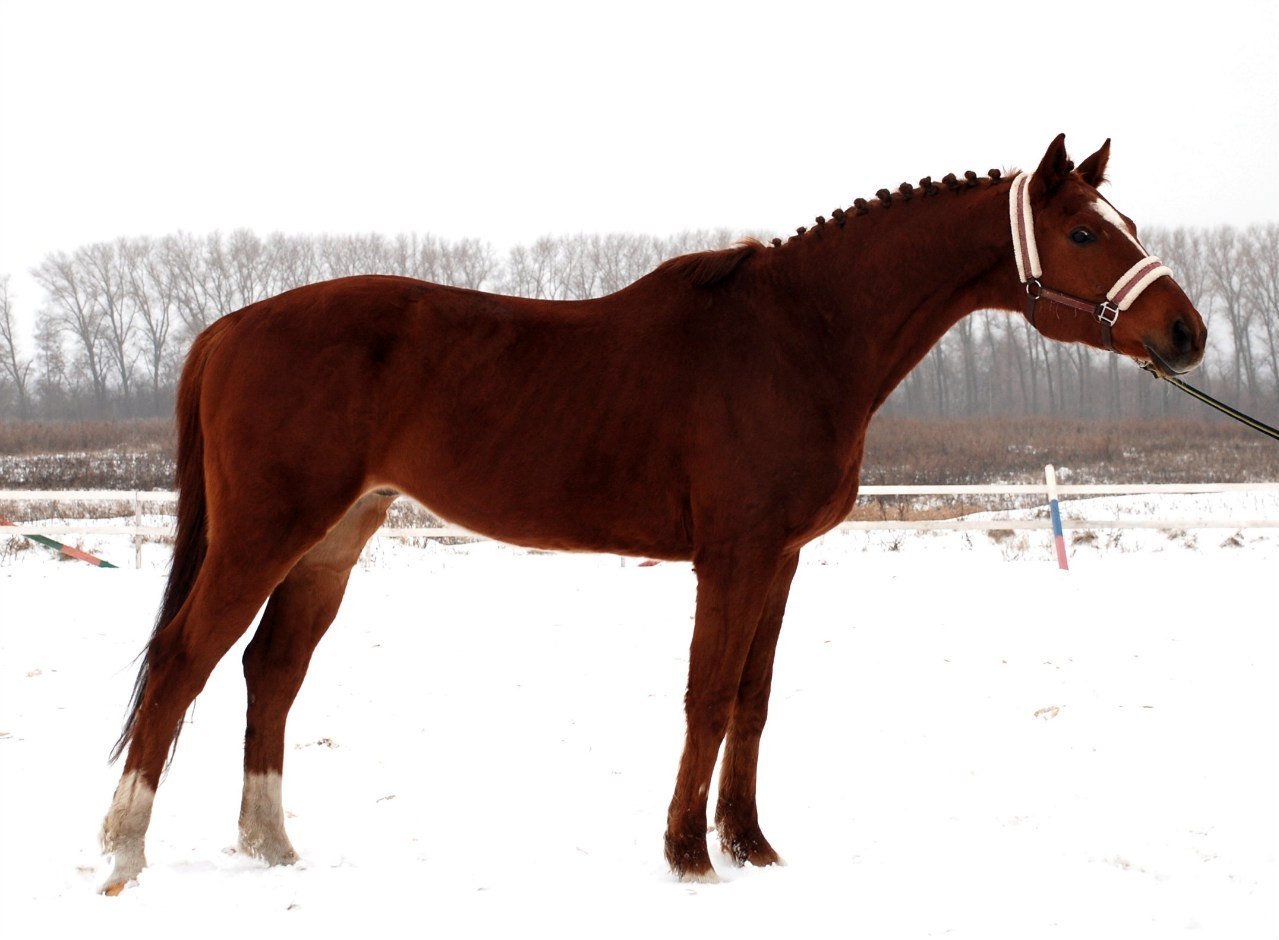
731, 846, 786, 869
665, 831, 720, 883
100, 879, 130, 897
677, 866, 720, 885
717, 821, 785, 869
238, 837, 299, 867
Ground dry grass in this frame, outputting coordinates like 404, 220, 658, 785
852, 415, 1279, 521
1, 415, 1275, 496
861, 416, 1279, 485
0, 419, 176, 489
0, 419, 174, 455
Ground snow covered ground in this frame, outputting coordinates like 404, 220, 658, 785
1, 495, 1276, 938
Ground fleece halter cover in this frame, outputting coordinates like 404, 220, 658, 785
1009, 172, 1172, 350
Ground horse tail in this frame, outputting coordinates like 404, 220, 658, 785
110, 320, 223, 764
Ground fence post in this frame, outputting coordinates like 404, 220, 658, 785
134, 492, 143, 570
1044, 464, 1069, 571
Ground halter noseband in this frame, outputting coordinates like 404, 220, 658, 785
1009, 173, 1172, 352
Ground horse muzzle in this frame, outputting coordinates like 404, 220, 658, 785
1142, 313, 1206, 377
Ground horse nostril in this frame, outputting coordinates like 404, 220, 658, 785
1171, 317, 1194, 355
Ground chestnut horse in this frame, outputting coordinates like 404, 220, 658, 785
100, 135, 1205, 893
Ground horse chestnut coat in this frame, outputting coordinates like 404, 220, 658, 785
100, 136, 1205, 893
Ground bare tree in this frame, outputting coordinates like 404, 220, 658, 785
319, 233, 391, 279
32, 311, 68, 416
127, 237, 177, 413
158, 232, 215, 340
228, 228, 272, 307
33, 251, 109, 411
951, 315, 980, 414
13, 223, 1274, 420
0, 275, 33, 416
439, 237, 498, 290
81, 240, 137, 405
264, 232, 322, 296
207, 231, 255, 319
501, 237, 561, 298
390, 232, 436, 282
1203, 227, 1259, 403
1241, 224, 1279, 397
591, 233, 663, 295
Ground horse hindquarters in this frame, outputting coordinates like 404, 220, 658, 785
101, 452, 374, 889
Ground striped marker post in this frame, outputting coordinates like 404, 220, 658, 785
0, 518, 117, 568
1044, 464, 1069, 571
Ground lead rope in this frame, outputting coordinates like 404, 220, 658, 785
1144, 369, 1279, 442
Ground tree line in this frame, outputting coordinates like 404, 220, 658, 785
1, 224, 1276, 422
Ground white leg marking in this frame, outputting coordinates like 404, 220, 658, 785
239, 770, 299, 865
679, 867, 721, 885
100, 770, 154, 892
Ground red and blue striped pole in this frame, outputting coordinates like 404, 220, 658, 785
1044, 464, 1069, 571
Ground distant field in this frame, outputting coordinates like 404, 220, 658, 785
1, 415, 1276, 493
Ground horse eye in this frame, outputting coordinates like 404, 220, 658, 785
1070, 227, 1096, 245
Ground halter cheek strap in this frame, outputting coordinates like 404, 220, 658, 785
1010, 173, 1172, 352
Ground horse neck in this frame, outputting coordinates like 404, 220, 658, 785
767, 178, 1018, 416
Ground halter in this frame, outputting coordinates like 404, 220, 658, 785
1009, 172, 1172, 352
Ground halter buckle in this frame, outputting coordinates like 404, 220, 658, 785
1096, 301, 1120, 327
1025, 278, 1043, 300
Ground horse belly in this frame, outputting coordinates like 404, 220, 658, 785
379, 404, 694, 560
389, 460, 694, 560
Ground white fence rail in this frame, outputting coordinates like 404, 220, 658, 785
4, 470, 1279, 566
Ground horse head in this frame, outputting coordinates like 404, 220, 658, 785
1015, 134, 1206, 376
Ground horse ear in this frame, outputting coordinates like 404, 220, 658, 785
1032, 133, 1073, 195
1076, 139, 1111, 188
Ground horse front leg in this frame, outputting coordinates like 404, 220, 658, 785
664, 544, 790, 882
715, 551, 799, 868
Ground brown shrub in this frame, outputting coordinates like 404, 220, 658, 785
1, 415, 1274, 492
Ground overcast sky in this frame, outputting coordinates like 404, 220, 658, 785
2, 0, 1276, 340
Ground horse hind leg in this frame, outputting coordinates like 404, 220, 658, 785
237, 490, 396, 866
101, 551, 309, 893
101, 497, 361, 894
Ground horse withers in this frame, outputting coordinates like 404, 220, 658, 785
99, 135, 1205, 893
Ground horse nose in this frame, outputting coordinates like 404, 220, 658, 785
1171, 317, 1196, 356
1162, 314, 1206, 373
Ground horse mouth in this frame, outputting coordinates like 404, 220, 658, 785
1140, 342, 1198, 378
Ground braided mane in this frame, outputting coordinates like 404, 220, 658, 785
660, 167, 1013, 288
